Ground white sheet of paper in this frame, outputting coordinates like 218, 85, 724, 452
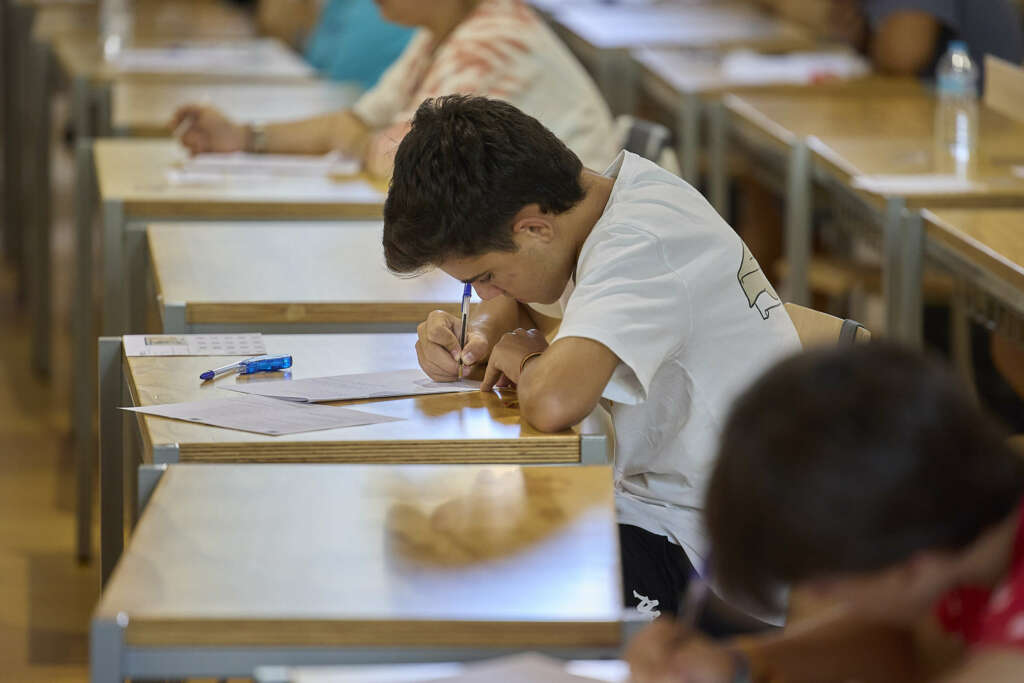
161, 170, 385, 202
181, 151, 361, 178
852, 174, 984, 195
720, 49, 869, 85
123, 333, 266, 357
286, 654, 629, 683
557, 4, 782, 48
111, 42, 311, 77
122, 394, 402, 436
223, 368, 480, 403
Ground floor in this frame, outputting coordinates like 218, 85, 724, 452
0, 97, 97, 681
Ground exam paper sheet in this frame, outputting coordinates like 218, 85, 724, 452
180, 151, 361, 178
223, 369, 479, 403
122, 394, 402, 435
123, 333, 266, 357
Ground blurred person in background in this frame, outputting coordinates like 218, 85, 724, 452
174, 0, 618, 176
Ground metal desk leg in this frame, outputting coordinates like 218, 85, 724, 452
899, 209, 924, 347
29, 38, 53, 377
90, 615, 126, 682
882, 198, 907, 339
96, 81, 113, 137
162, 301, 187, 333
137, 464, 167, 518
783, 141, 811, 306
73, 139, 96, 563
678, 92, 701, 187
3, 1, 28, 269
99, 337, 124, 587
101, 200, 126, 337
707, 99, 728, 220
124, 224, 148, 333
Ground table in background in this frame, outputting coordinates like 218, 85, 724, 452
92, 462, 625, 681
97, 333, 612, 583
723, 91, 1024, 342
631, 45, 917, 207
147, 221, 468, 334
74, 138, 385, 563
542, 1, 814, 116
919, 208, 1024, 380
111, 79, 359, 137
17, 0, 259, 380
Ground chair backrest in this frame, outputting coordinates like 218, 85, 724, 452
784, 303, 871, 349
616, 115, 672, 164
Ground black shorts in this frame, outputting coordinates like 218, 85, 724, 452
619, 524, 777, 639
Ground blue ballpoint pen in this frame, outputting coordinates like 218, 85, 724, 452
199, 354, 292, 382
457, 283, 472, 380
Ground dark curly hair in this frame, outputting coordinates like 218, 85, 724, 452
706, 343, 1024, 613
383, 95, 585, 274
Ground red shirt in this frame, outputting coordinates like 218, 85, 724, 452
935, 499, 1024, 649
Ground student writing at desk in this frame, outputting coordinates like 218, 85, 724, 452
258, 0, 413, 89
384, 95, 802, 627
627, 345, 1024, 682
755, 0, 1023, 76
172, 0, 618, 176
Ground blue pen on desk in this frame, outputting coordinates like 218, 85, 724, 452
457, 283, 472, 380
199, 354, 292, 382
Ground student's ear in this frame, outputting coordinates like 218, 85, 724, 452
510, 204, 555, 243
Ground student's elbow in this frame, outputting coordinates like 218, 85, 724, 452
520, 391, 589, 433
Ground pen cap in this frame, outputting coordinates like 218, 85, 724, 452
462, 282, 472, 299
238, 354, 293, 375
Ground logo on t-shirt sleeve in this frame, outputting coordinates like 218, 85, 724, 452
737, 244, 781, 320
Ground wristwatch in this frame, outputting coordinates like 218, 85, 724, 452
245, 123, 268, 153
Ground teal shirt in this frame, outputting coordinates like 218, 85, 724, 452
304, 0, 413, 89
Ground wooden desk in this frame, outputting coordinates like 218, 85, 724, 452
112, 79, 359, 137
724, 91, 1024, 342
32, 0, 254, 45
920, 209, 1024, 374
97, 333, 611, 583
543, 1, 813, 115
53, 35, 313, 87
632, 44, 919, 208
147, 221, 466, 333
92, 462, 623, 681
73, 139, 385, 567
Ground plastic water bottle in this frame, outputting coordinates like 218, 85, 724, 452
933, 41, 979, 177
100, 0, 133, 61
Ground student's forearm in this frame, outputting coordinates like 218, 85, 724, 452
734, 613, 926, 683
263, 110, 371, 157
517, 338, 618, 433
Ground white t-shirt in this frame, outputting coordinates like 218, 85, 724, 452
553, 151, 802, 569
351, 0, 618, 170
